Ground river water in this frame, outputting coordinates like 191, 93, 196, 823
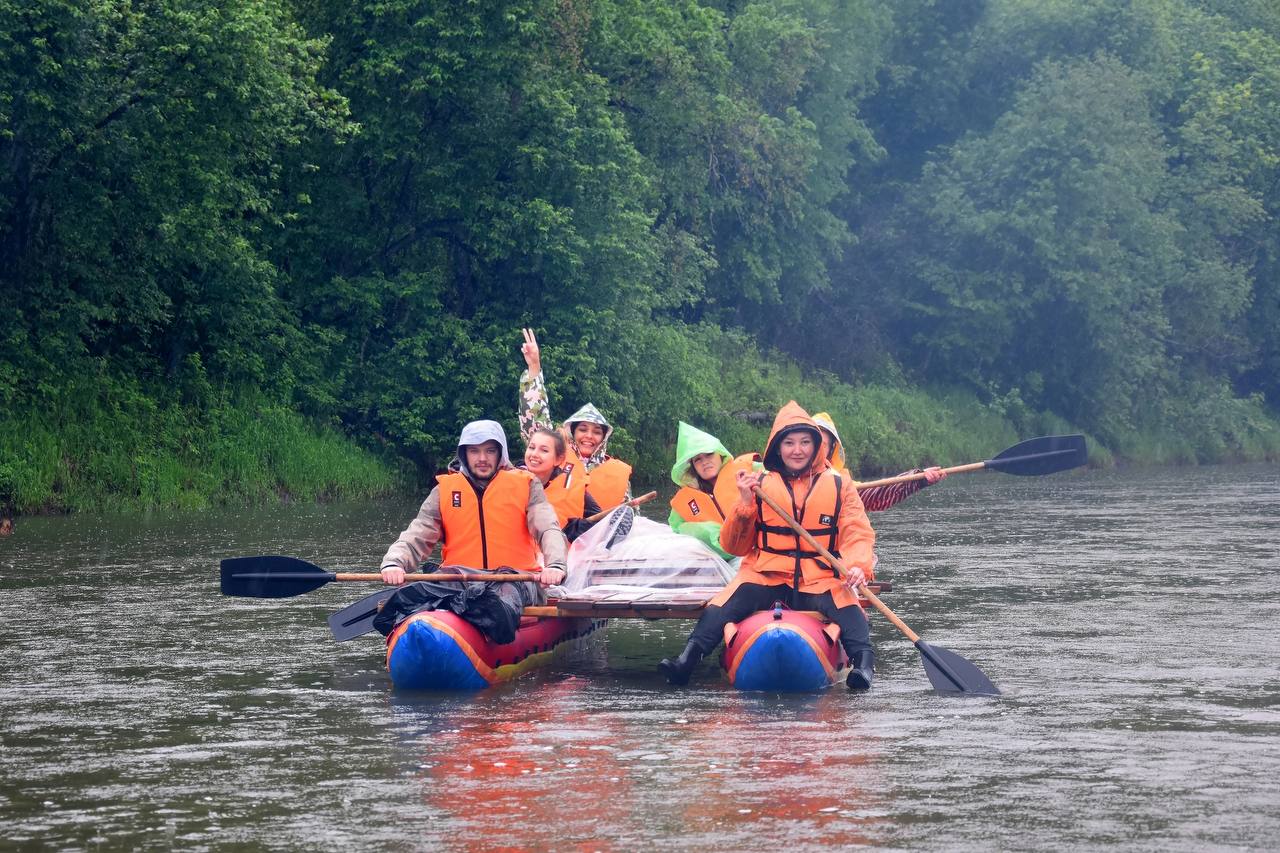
1, 465, 1278, 850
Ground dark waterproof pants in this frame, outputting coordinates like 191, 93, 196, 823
685, 582, 872, 661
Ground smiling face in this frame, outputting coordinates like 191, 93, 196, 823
572, 421, 606, 456
464, 441, 502, 479
524, 432, 565, 482
779, 431, 816, 475
690, 451, 724, 482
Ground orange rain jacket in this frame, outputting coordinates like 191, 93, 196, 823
714, 401, 875, 608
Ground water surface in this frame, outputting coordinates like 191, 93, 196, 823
2, 465, 1277, 850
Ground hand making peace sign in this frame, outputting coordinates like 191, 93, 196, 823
521, 327, 541, 376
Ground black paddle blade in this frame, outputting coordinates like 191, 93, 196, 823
915, 640, 1001, 696
328, 588, 395, 642
219, 555, 334, 598
985, 434, 1087, 477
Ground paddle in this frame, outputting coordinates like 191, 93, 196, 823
854, 434, 1087, 490
751, 485, 1000, 696
584, 490, 658, 523
220, 555, 540, 599
329, 588, 399, 641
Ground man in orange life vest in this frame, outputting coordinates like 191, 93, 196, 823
659, 401, 878, 690
380, 419, 567, 592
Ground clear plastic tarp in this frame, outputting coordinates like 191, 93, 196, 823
557, 506, 735, 596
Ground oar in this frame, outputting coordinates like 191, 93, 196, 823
220, 555, 539, 599
329, 588, 399, 641
752, 486, 1000, 696
583, 490, 658, 523
854, 434, 1087, 490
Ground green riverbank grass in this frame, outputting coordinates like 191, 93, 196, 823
0, 392, 399, 514
3, 355, 1275, 515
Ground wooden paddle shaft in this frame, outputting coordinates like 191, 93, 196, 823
854, 461, 986, 491
336, 572, 541, 582
584, 490, 658, 523
751, 486, 922, 644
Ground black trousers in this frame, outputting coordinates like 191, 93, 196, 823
685, 582, 872, 660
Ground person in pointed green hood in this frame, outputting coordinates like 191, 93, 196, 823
667, 421, 759, 560
517, 328, 633, 509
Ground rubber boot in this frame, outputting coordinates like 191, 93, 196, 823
658, 641, 704, 686
846, 649, 875, 691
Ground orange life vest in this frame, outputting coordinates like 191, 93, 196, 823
753, 469, 846, 588
565, 445, 632, 509
669, 453, 756, 524
543, 464, 587, 528
436, 469, 538, 569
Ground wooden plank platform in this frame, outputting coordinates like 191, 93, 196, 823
530, 581, 892, 620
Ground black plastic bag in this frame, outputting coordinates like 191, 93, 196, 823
372, 567, 543, 643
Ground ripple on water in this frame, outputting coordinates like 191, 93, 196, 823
2, 472, 1279, 850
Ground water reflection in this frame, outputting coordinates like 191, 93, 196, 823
1, 466, 1278, 849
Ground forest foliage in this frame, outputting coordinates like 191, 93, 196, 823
2, 0, 1278, 511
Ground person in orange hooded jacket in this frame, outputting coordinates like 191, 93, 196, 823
811, 411, 947, 509
658, 402, 878, 691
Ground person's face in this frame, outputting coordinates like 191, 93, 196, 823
818, 427, 837, 460
691, 451, 724, 481
524, 434, 563, 481
573, 422, 606, 456
779, 432, 816, 475
465, 441, 502, 478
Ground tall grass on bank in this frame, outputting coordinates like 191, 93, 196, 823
602, 324, 1278, 490
0, 384, 400, 514
1111, 384, 1280, 466
608, 325, 1042, 486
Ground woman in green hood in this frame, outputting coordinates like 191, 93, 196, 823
667, 421, 759, 560
517, 328, 633, 508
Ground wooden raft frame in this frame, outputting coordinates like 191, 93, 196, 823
523, 581, 893, 620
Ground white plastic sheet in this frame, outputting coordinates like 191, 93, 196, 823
559, 506, 736, 594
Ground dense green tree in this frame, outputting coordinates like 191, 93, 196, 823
876, 56, 1193, 439
0, 0, 345, 406
4, 0, 1280, 511
584, 0, 890, 350
1164, 9, 1280, 403
277, 0, 664, 466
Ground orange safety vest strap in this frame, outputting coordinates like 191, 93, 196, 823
544, 466, 586, 528
753, 473, 846, 584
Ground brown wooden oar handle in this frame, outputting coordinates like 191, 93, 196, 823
337, 572, 541, 582
584, 490, 658, 523
751, 485, 921, 643
854, 461, 986, 491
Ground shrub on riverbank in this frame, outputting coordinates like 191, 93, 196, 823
0, 383, 400, 514
6, 325, 1278, 516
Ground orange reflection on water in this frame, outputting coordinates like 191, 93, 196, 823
675, 699, 888, 846
415, 680, 636, 852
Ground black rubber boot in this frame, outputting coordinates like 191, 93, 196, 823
846, 649, 875, 691
658, 641, 704, 686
